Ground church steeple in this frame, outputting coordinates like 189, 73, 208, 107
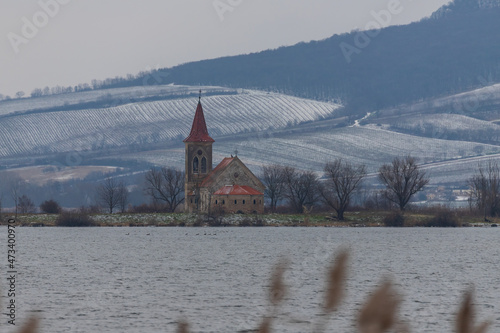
183, 95, 214, 143
184, 96, 214, 213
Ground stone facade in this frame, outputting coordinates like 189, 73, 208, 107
211, 194, 264, 214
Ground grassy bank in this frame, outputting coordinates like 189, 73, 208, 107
3, 210, 499, 227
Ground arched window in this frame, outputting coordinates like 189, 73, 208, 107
222, 200, 225, 205
193, 157, 199, 173
253, 200, 256, 205
201, 157, 207, 173
243, 200, 245, 205
234, 200, 237, 204
215, 200, 218, 205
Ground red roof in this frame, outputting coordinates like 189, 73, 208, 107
183, 101, 215, 143
200, 157, 234, 187
213, 185, 264, 196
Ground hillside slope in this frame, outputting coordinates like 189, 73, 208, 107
0, 87, 339, 159
1, 83, 499, 189
111, 0, 500, 114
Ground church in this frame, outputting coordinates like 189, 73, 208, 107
183, 97, 265, 214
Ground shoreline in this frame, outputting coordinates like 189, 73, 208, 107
2, 211, 498, 228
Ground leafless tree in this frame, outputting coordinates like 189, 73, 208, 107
9, 176, 25, 217
261, 164, 288, 212
17, 195, 36, 214
321, 159, 367, 220
468, 160, 500, 219
378, 156, 429, 211
96, 177, 126, 214
144, 167, 185, 213
117, 182, 129, 213
283, 167, 320, 213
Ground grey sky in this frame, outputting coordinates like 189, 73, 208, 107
1, 0, 451, 97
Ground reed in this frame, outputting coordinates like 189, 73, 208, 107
175, 250, 491, 333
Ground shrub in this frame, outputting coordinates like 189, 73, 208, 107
55, 212, 96, 227
40, 200, 62, 214
383, 212, 405, 227
426, 209, 459, 227
129, 203, 162, 213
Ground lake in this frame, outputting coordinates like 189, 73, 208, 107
5, 227, 500, 333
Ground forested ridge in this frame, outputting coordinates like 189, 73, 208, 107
109, 1, 500, 116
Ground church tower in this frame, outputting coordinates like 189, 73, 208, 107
183, 96, 214, 213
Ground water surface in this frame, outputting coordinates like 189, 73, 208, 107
6, 227, 500, 332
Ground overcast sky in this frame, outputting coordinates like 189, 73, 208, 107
0, 0, 451, 97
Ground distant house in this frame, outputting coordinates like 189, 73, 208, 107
183, 97, 265, 214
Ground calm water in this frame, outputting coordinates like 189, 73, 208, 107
3, 227, 500, 333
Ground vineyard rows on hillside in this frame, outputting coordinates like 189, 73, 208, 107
116, 126, 500, 186
0, 85, 235, 116
0, 92, 339, 158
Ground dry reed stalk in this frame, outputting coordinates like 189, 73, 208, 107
269, 259, 289, 306
324, 250, 349, 313
16, 317, 38, 333
176, 320, 190, 333
456, 290, 490, 333
358, 280, 401, 333
257, 317, 272, 333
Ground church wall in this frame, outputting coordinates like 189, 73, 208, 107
211, 194, 264, 214
209, 162, 265, 195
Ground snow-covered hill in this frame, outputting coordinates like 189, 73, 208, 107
0, 88, 339, 158
114, 125, 500, 186
0, 85, 235, 116
2, 83, 500, 188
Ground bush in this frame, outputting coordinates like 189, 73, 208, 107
55, 212, 96, 227
383, 212, 405, 227
425, 209, 458, 227
40, 199, 62, 214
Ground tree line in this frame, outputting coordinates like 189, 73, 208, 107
3, 156, 500, 220
261, 156, 429, 219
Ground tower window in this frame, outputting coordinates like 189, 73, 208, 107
234, 200, 237, 204
215, 200, 218, 205
201, 157, 207, 173
253, 200, 256, 204
193, 157, 199, 173
223, 200, 225, 205
243, 200, 245, 205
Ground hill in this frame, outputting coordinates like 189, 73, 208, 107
0, 85, 340, 164
103, 0, 500, 115
0, 82, 499, 208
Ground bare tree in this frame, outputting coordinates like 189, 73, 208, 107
144, 167, 185, 213
321, 159, 367, 220
468, 160, 500, 219
17, 195, 36, 214
378, 156, 429, 211
9, 176, 25, 217
261, 164, 287, 212
283, 167, 319, 213
96, 177, 125, 214
117, 182, 129, 213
